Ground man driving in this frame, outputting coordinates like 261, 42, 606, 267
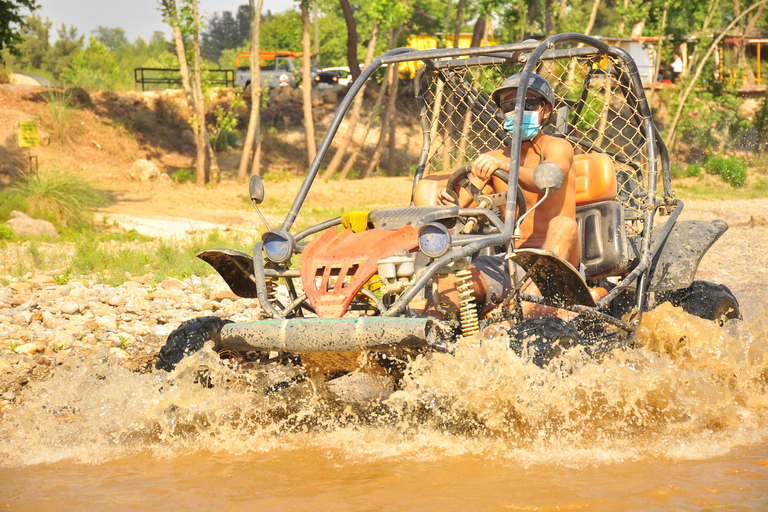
413, 72, 580, 316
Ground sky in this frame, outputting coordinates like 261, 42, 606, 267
35, 0, 291, 43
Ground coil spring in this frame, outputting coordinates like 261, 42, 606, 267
265, 276, 280, 307
456, 269, 479, 337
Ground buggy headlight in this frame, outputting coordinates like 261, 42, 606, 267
263, 230, 295, 264
418, 223, 451, 258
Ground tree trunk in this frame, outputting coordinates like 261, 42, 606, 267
163, 0, 206, 185
238, 0, 265, 180
526, 0, 539, 38
584, 0, 601, 35
191, 0, 208, 186
314, 1, 320, 63
301, 0, 317, 165
666, 0, 768, 149
647, 0, 667, 113
386, 63, 401, 176
739, 2, 766, 83
441, 0, 453, 48
454, 0, 465, 47
360, 30, 400, 179
320, 21, 380, 180
617, 0, 629, 34
544, 0, 556, 36
339, 0, 360, 81
340, 70, 389, 180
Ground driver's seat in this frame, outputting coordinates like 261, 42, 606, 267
573, 153, 629, 279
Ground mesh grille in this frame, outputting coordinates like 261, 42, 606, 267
419, 49, 651, 217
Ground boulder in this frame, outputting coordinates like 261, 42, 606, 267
7, 211, 58, 239
129, 159, 160, 182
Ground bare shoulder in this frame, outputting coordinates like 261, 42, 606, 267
542, 135, 574, 157
541, 135, 574, 170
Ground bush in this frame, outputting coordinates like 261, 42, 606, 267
0, 224, 14, 240
11, 167, 109, 228
0, 190, 30, 222
670, 164, 686, 179
704, 156, 748, 188
685, 163, 701, 177
171, 169, 195, 184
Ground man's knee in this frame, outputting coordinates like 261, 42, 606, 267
548, 215, 578, 241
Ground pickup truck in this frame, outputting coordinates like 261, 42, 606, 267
235, 51, 311, 90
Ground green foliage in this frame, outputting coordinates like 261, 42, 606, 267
202, 6, 250, 63
0, 224, 14, 241
754, 180, 768, 193
50, 23, 84, 78
704, 155, 748, 188
0, 190, 30, 222
41, 88, 81, 144
14, 13, 49, 71
65, 230, 252, 286
685, 163, 701, 177
171, 168, 196, 184
10, 166, 109, 228
0, 0, 40, 58
62, 36, 127, 90
207, 89, 244, 152
667, 90, 750, 151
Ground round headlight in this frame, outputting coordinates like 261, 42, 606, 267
418, 223, 451, 258
263, 230, 296, 264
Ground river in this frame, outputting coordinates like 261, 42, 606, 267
2, 202, 768, 510
2, 292, 767, 510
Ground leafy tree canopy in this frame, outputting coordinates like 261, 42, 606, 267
0, 0, 39, 58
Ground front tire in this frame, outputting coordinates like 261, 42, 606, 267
508, 316, 581, 367
155, 316, 233, 372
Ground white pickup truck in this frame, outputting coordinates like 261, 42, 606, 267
235, 52, 298, 90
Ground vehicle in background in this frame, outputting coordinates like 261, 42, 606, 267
235, 51, 312, 90
313, 66, 353, 86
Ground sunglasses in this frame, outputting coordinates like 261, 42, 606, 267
499, 97, 543, 114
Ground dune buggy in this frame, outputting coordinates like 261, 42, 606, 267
157, 34, 740, 391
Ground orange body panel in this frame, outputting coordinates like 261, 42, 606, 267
300, 226, 419, 318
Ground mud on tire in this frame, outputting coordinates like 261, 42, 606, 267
508, 316, 581, 367
155, 316, 233, 372
655, 280, 741, 324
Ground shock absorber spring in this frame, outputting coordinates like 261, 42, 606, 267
456, 269, 479, 337
265, 276, 280, 307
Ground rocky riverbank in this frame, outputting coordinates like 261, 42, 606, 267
0, 273, 267, 413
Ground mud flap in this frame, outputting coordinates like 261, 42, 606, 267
646, 220, 728, 292
510, 248, 596, 307
197, 248, 257, 298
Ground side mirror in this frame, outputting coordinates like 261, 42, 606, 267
532, 162, 564, 193
249, 175, 265, 205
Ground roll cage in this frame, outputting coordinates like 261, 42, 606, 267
252, 33, 680, 346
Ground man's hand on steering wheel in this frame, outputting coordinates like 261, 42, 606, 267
470, 153, 505, 182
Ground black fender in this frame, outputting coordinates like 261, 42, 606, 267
197, 248, 258, 298
646, 220, 728, 292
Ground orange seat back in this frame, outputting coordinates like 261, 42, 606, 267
574, 153, 617, 206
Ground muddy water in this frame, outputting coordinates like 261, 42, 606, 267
2, 284, 768, 510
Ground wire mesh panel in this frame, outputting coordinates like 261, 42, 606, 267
418, 46, 651, 218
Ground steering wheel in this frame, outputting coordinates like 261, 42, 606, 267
445, 164, 527, 218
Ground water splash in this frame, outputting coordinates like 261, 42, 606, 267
1, 304, 767, 467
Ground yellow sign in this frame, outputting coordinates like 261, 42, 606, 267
19, 121, 39, 148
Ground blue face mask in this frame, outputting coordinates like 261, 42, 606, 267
503, 110, 540, 140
